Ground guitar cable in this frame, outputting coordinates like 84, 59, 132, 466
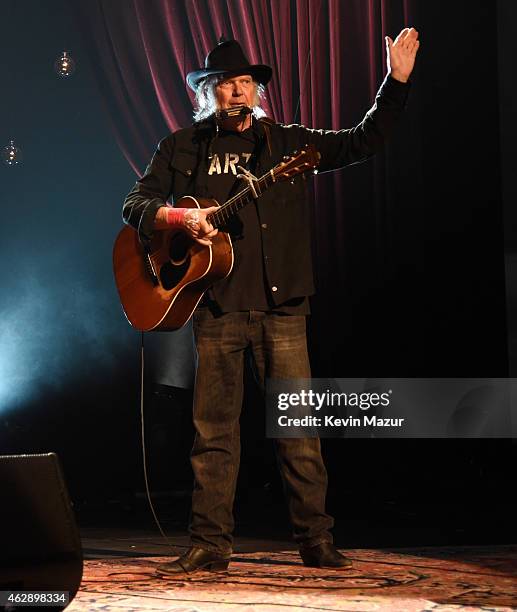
139, 331, 189, 553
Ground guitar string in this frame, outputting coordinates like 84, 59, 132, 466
206, 172, 271, 227
206, 162, 309, 228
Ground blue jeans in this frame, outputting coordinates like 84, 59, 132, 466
189, 309, 334, 554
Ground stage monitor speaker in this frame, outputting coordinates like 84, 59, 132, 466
0, 452, 83, 609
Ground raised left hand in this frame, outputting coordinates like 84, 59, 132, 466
386, 27, 420, 83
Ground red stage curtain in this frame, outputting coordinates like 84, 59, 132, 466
75, 0, 413, 171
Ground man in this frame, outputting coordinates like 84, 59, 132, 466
123, 30, 419, 574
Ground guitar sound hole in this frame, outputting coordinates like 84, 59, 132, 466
159, 232, 192, 289
169, 232, 191, 264
160, 260, 190, 289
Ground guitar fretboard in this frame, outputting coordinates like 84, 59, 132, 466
206, 170, 276, 229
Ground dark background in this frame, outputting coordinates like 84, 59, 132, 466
0, 0, 515, 547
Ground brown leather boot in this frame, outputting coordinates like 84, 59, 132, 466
299, 542, 353, 569
156, 547, 231, 575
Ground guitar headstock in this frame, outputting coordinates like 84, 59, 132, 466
273, 145, 321, 182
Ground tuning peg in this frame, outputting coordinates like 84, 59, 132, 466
283, 155, 290, 161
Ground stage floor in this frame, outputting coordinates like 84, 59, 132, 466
66, 529, 517, 611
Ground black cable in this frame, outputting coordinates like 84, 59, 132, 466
139, 331, 189, 553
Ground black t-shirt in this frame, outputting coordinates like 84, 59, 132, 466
204, 126, 309, 315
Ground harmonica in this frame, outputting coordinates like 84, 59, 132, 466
216, 105, 252, 119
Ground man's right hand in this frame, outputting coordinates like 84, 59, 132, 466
154, 205, 219, 246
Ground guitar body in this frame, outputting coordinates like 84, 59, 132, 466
113, 196, 233, 331
113, 145, 320, 332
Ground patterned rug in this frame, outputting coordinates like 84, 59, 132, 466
68, 545, 517, 611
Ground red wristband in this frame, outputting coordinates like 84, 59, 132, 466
165, 207, 186, 227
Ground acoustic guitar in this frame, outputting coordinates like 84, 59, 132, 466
113, 145, 320, 331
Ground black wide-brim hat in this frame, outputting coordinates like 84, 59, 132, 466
186, 39, 272, 92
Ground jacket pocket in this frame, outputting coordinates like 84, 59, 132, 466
170, 153, 195, 178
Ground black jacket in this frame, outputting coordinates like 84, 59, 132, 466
123, 74, 409, 306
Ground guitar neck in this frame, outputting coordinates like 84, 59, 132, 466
206, 170, 276, 229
